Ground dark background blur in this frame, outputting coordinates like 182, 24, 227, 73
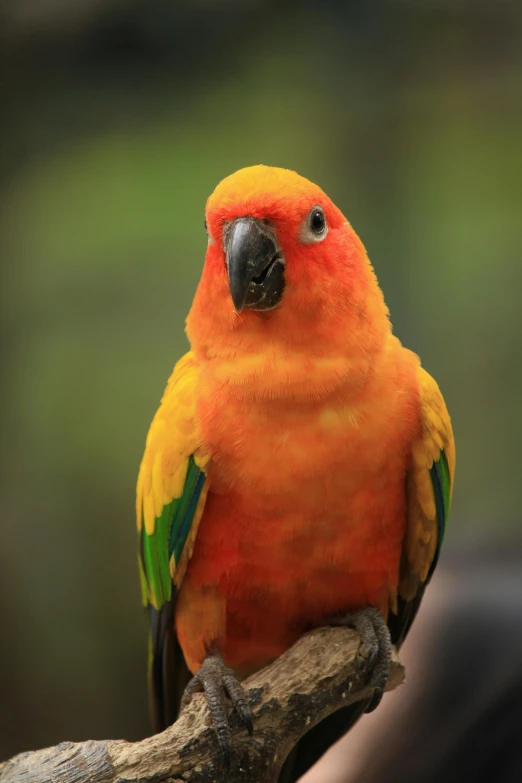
0, 0, 521, 764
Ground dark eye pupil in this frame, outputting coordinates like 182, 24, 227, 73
311, 209, 325, 233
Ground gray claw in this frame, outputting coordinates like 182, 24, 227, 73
331, 606, 392, 711
181, 649, 253, 766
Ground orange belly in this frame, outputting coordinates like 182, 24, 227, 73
175, 338, 420, 674
177, 459, 409, 673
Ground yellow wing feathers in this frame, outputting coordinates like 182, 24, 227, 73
400, 366, 455, 600
136, 353, 208, 533
413, 366, 455, 487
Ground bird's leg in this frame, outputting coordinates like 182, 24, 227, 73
330, 606, 392, 712
180, 648, 253, 767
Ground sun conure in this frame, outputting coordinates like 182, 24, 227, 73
136, 165, 455, 779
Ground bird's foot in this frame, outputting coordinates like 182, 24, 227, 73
331, 606, 392, 712
180, 648, 253, 768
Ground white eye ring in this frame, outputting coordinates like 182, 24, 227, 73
300, 206, 328, 244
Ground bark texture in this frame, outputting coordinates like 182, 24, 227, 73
0, 627, 404, 783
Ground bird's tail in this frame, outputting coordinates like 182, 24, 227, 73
148, 601, 192, 733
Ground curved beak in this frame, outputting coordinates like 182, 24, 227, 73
225, 217, 285, 313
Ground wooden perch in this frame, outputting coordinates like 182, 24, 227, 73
0, 627, 404, 783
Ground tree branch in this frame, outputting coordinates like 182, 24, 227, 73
0, 627, 404, 783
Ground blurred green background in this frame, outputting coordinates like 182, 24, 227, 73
0, 0, 521, 762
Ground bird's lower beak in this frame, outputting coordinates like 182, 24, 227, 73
225, 217, 285, 313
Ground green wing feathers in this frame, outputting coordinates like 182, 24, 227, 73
140, 496, 175, 609
430, 449, 451, 556
139, 455, 207, 610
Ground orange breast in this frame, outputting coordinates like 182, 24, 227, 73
176, 338, 421, 673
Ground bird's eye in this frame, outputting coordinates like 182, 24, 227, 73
300, 206, 328, 243
310, 208, 326, 235
204, 218, 208, 233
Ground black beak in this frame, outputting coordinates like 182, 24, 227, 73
225, 217, 285, 313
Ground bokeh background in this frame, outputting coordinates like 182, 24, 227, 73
1, 0, 521, 771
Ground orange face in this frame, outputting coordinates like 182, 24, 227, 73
187, 165, 387, 358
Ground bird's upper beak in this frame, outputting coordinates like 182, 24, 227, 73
224, 217, 285, 313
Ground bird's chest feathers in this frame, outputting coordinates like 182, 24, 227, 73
195, 349, 416, 516
184, 348, 419, 645
206, 402, 384, 503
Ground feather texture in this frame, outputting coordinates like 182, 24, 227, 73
136, 352, 209, 727
135, 167, 455, 770
388, 365, 455, 649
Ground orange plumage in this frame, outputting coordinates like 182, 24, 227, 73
137, 164, 454, 734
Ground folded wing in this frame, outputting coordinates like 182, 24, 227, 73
136, 352, 209, 730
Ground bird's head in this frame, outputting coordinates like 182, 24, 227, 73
187, 165, 388, 358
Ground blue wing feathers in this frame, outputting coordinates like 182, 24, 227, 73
174, 470, 206, 563
168, 456, 206, 563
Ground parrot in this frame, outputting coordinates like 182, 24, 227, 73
136, 164, 455, 780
